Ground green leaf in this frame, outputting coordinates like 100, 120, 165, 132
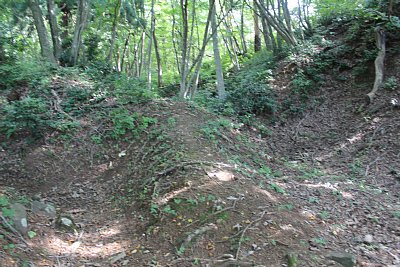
27, 231, 37, 239
0, 195, 10, 207
270, 183, 285, 194
2, 207, 15, 218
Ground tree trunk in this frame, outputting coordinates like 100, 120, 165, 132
70, 0, 89, 66
121, 32, 131, 73
60, 2, 70, 40
187, 0, 214, 99
367, 27, 386, 103
254, 0, 261, 52
261, 17, 273, 51
179, 0, 189, 98
107, 0, 122, 64
147, 0, 156, 90
210, 0, 226, 100
153, 28, 163, 88
47, 0, 61, 60
28, 0, 56, 64
240, 1, 248, 55
254, 0, 297, 47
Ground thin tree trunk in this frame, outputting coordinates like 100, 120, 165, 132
60, 2, 70, 41
138, 30, 146, 77
70, 0, 89, 66
367, 27, 386, 103
121, 31, 131, 73
240, 1, 248, 55
47, 0, 61, 60
254, 0, 261, 52
179, 0, 189, 98
147, 0, 156, 90
153, 28, 163, 88
107, 0, 121, 64
187, 0, 214, 99
210, 0, 226, 100
261, 17, 273, 51
28, 0, 56, 64
254, 0, 297, 46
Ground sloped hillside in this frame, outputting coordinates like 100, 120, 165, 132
0, 21, 399, 267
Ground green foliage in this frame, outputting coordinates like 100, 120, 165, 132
225, 51, 277, 116
108, 108, 157, 139
314, 0, 364, 25
0, 97, 50, 138
311, 237, 326, 246
0, 60, 52, 89
270, 183, 286, 194
278, 203, 294, 211
0, 195, 10, 207
384, 76, 398, 90
2, 207, 14, 218
201, 118, 238, 142
113, 74, 157, 104
27, 231, 37, 239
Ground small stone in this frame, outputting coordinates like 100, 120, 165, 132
327, 251, 356, 267
364, 234, 373, 244
31, 201, 56, 219
56, 215, 77, 232
10, 203, 28, 235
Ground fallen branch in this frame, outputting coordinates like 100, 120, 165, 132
179, 223, 218, 252
51, 89, 76, 122
366, 27, 386, 103
171, 256, 256, 267
235, 210, 267, 259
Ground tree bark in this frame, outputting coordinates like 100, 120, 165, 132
47, 0, 61, 60
28, 0, 56, 64
210, 0, 226, 100
60, 2, 70, 40
153, 28, 163, 88
147, 0, 156, 90
70, 0, 89, 66
253, 0, 261, 52
367, 27, 386, 103
107, 0, 122, 64
178, 0, 189, 98
121, 32, 131, 73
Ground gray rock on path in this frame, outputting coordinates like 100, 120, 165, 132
31, 201, 56, 219
327, 251, 356, 267
56, 215, 77, 232
10, 203, 28, 235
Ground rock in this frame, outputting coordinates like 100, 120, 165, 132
327, 251, 356, 267
31, 201, 56, 219
56, 215, 77, 232
364, 234, 373, 244
10, 203, 28, 235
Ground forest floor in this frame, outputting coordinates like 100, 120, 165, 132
0, 53, 400, 267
